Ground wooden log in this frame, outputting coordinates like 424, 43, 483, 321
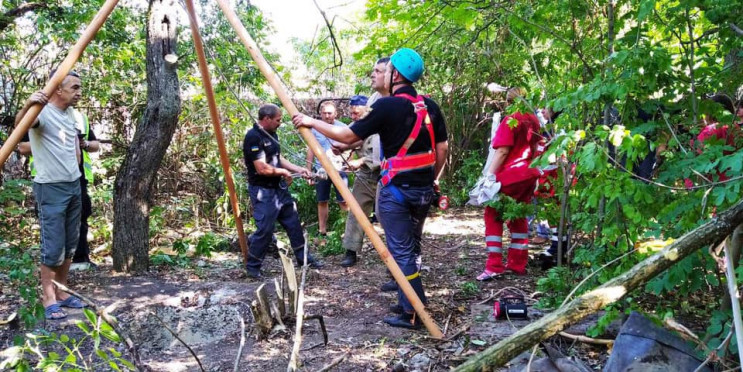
0, 0, 120, 169
454, 199, 743, 371
279, 251, 298, 315
252, 284, 273, 335
215, 0, 443, 339
274, 278, 286, 318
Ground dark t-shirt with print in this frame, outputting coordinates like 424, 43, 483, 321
243, 124, 282, 188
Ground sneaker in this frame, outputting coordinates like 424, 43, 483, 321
69, 262, 94, 271
380, 280, 398, 292
340, 250, 357, 267
384, 312, 421, 330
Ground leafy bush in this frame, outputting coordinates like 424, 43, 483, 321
1, 308, 133, 371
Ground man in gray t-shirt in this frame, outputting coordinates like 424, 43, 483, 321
14, 70, 86, 320
305, 101, 349, 236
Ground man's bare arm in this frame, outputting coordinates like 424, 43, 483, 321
292, 115, 361, 144
434, 141, 449, 182
15, 92, 47, 127
17, 142, 31, 156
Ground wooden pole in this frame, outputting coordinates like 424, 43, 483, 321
184, 0, 249, 264
0, 0, 120, 169
454, 199, 743, 370
215, 0, 443, 339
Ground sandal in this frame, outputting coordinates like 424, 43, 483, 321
476, 270, 503, 281
44, 304, 67, 320
58, 295, 86, 309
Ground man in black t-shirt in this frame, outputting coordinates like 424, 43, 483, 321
293, 48, 449, 329
243, 104, 322, 278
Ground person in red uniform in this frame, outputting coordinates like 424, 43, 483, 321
477, 111, 542, 280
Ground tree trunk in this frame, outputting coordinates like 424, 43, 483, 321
454, 199, 743, 371
112, 0, 180, 273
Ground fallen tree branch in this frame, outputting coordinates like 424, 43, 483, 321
454, 199, 743, 370
694, 330, 734, 372
150, 311, 205, 372
723, 237, 743, 365
558, 331, 613, 346
233, 308, 246, 372
317, 352, 349, 372
304, 314, 328, 345
730, 23, 743, 36
52, 280, 147, 372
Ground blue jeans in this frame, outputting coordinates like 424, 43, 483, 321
247, 185, 306, 273
377, 184, 433, 313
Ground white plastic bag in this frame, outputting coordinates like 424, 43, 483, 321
467, 174, 501, 206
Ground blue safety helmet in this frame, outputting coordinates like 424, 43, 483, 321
390, 48, 424, 83
349, 95, 368, 106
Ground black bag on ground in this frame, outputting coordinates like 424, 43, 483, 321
604, 311, 710, 372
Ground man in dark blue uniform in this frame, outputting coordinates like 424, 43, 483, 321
243, 104, 323, 279
293, 48, 449, 329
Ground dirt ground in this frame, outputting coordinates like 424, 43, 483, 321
0, 207, 608, 371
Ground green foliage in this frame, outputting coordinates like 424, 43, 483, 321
536, 266, 573, 309
460, 281, 480, 297
1, 308, 132, 371
315, 217, 346, 256
485, 195, 534, 221
447, 150, 484, 206
0, 180, 40, 327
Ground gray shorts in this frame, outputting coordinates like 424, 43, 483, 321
33, 181, 81, 267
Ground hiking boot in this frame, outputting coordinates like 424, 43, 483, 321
246, 269, 263, 280
267, 238, 280, 259
539, 252, 556, 270
389, 304, 403, 314
340, 250, 357, 267
297, 256, 324, 269
384, 312, 421, 330
381, 279, 398, 292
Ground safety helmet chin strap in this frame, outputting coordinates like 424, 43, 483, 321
388, 67, 407, 95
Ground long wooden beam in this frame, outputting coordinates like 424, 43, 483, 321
183, 0, 249, 264
454, 199, 743, 370
214, 0, 443, 338
0, 0, 120, 169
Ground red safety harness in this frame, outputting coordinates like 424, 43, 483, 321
380, 94, 437, 186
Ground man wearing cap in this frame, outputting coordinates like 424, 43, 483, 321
293, 48, 449, 329
334, 94, 382, 267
